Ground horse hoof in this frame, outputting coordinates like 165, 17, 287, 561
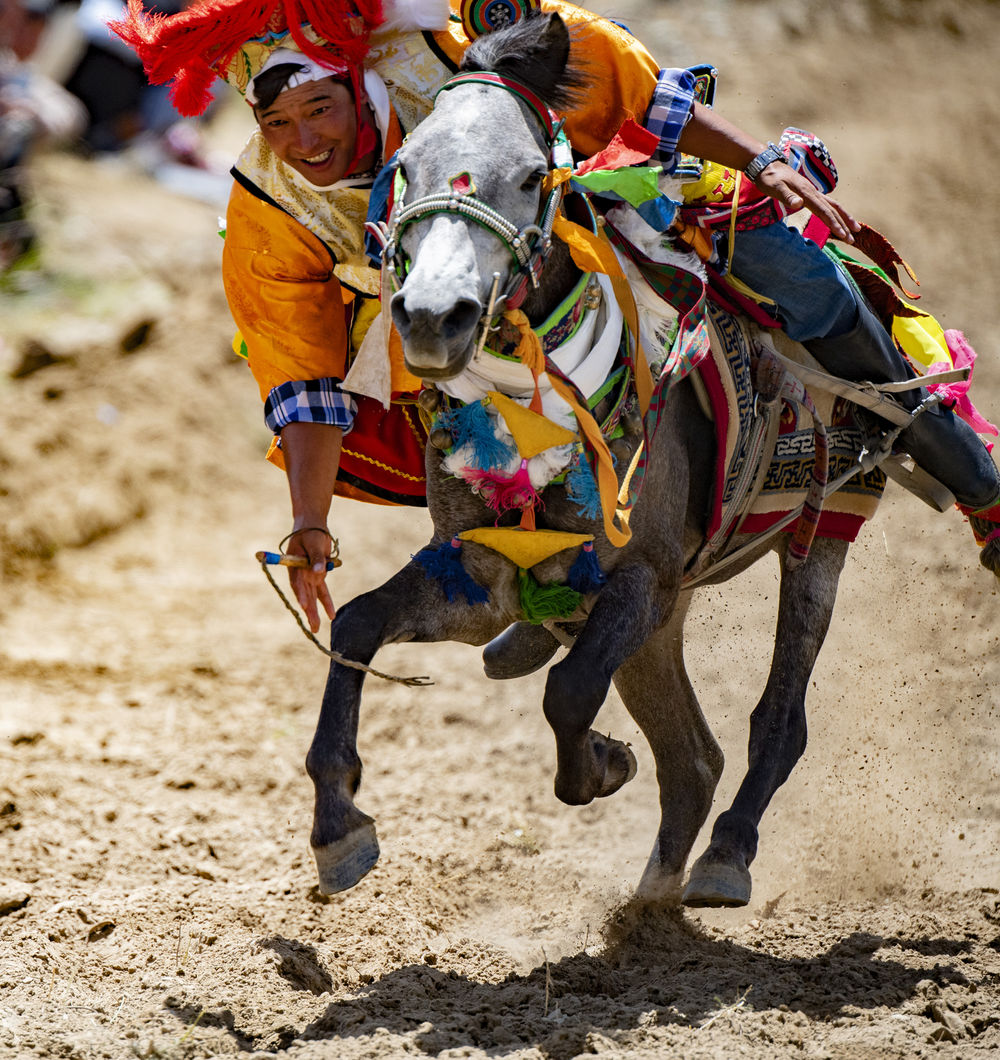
483, 621, 560, 680
635, 870, 684, 906
554, 730, 637, 805
681, 858, 751, 908
312, 820, 380, 894
596, 734, 638, 798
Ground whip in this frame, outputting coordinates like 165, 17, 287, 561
255, 551, 433, 687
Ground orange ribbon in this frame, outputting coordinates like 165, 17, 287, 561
548, 375, 631, 547
502, 307, 545, 414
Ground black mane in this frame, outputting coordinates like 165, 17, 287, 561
460, 11, 588, 112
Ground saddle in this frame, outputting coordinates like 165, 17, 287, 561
608, 220, 973, 586
681, 309, 957, 586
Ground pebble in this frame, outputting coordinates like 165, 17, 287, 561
0, 880, 31, 916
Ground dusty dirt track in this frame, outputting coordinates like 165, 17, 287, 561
1, 2, 999, 1057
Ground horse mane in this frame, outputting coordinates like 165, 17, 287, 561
460, 11, 588, 112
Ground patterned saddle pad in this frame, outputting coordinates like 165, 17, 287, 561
697, 303, 887, 547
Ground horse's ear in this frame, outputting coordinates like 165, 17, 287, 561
462, 10, 582, 107
533, 12, 569, 76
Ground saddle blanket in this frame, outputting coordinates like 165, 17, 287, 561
698, 304, 886, 544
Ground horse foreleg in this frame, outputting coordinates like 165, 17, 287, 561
612, 596, 724, 904
542, 562, 664, 806
683, 537, 849, 907
307, 560, 505, 893
307, 637, 377, 895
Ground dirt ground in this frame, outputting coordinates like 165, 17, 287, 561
2, 2, 999, 1057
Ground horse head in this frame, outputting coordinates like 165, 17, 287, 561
387, 12, 584, 381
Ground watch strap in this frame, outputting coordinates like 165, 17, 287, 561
745, 142, 786, 183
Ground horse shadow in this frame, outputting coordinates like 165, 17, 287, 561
164, 901, 973, 1054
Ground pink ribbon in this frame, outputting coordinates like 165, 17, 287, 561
926, 330, 998, 452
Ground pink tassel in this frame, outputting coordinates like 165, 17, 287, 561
460, 458, 543, 515
926, 330, 998, 452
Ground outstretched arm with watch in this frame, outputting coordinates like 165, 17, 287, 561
676, 101, 861, 244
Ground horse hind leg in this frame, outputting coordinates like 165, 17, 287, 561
683, 536, 849, 907
612, 595, 724, 905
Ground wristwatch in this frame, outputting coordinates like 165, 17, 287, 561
744, 142, 786, 183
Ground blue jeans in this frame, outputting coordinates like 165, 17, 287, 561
724, 221, 857, 341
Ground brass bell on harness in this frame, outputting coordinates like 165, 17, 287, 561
417, 387, 441, 413
609, 435, 635, 466
621, 405, 643, 436
583, 280, 602, 311
429, 427, 454, 450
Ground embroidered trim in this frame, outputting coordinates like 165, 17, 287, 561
400, 403, 427, 446
340, 445, 427, 482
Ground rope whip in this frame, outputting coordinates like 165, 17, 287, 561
256, 552, 433, 687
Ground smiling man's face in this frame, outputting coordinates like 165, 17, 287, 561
256, 77, 361, 186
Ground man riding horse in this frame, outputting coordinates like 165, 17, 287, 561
112, 0, 1000, 648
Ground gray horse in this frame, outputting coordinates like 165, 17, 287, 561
306, 12, 864, 908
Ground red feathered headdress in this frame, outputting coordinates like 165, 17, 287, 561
109, 0, 385, 117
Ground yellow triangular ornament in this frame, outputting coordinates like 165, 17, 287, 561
488, 390, 578, 459
459, 527, 593, 569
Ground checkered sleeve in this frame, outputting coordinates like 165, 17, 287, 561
263, 378, 357, 436
644, 68, 699, 173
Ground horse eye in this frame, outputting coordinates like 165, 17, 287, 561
520, 172, 543, 193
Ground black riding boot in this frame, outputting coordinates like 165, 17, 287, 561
804, 298, 1000, 575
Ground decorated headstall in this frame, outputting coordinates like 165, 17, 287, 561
377, 71, 572, 327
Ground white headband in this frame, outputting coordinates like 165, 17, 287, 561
246, 48, 347, 107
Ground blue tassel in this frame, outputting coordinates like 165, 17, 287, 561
567, 541, 607, 594
566, 451, 602, 520
438, 401, 512, 469
412, 537, 490, 605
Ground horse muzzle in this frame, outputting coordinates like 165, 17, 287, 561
390, 287, 483, 380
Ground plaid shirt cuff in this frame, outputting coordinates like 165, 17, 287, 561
263, 378, 357, 435
644, 68, 698, 173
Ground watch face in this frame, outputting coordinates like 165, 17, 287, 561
460, 0, 541, 39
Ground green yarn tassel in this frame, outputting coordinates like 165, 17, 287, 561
517, 568, 583, 624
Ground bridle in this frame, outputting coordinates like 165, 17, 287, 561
378, 71, 571, 321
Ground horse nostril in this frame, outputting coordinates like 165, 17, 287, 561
391, 293, 481, 344
441, 298, 481, 341
390, 292, 412, 337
